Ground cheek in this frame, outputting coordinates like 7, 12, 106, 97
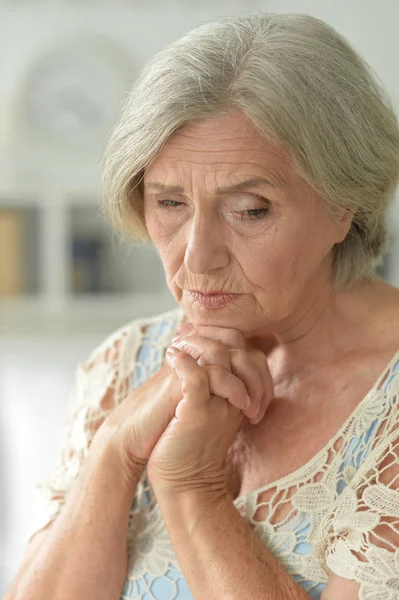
159, 245, 182, 278
276, 208, 334, 266
241, 248, 295, 293
146, 217, 184, 275
145, 210, 172, 250
242, 221, 328, 292
240, 226, 299, 279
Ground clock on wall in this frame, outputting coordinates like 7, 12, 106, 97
16, 35, 134, 152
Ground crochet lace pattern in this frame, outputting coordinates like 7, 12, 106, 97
29, 307, 399, 600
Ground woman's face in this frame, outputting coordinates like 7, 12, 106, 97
143, 111, 349, 335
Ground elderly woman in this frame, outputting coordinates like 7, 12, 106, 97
6, 12, 399, 600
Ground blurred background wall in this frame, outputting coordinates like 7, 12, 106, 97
1, 0, 398, 593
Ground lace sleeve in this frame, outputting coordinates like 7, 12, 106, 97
320, 379, 399, 598
27, 319, 145, 542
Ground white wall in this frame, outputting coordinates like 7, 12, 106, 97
1, 0, 399, 594
0, 1, 263, 189
256, 0, 399, 282
0, 335, 104, 592
0, 0, 397, 273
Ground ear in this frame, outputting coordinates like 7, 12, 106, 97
334, 209, 353, 244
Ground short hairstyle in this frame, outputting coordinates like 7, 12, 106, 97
101, 13, 399, 287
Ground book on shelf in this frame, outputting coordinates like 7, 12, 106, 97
71, 235, 106, 294
0, 209, 26, 296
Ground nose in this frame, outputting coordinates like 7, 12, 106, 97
184, 215, 230, 274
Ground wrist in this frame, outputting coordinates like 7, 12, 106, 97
89, 427, 144, 497
149, 463, 228, 500
156, 486, 231, 536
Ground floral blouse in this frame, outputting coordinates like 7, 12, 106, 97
29, 307, 399, 600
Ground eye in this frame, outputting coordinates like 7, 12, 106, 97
236, 207, 270, 221
238, 207, 269, 220
155, 199, 270, 221
157, 199, 183, 208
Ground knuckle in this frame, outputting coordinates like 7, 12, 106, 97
236, 388, 249, 408
234, 377, 247, 396
229, 348, 245, 363
185, 370, 207, 393
209, 365, 247, 402
205, 364, 223, 384
229, 331, 246, 348
228, 348, 240, 358
250, 349, 268, 364
208, 339, 226, 355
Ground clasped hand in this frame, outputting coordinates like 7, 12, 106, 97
148, 323, 273, 498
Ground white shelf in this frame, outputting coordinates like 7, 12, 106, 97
0, 185, 100, 205
0, 184, 171, 337
0, 292, 177, 337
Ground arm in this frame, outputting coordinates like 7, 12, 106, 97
5, 315, 185, 600
149, 340, 308, 600
159, 490, 310, 600
5, 433, 139, 600
4, 323, 142, 600
158, 383, 399, 600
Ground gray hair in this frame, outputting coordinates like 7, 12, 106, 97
101, 13, 399, 287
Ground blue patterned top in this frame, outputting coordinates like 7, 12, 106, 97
117, 310, 399, 599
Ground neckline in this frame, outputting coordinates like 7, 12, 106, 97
173, 309, 399, 502
233, 347, 399, 503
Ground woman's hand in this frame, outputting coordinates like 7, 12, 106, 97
148, 348, 244, 498
94, 322, 266, 487
147, 323, 274, 497
170, 324, 273, 424
96, 363, 184, 484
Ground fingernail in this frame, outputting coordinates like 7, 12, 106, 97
253, 411, 264, 425
171, 335, 182, 344
245, 395, 251, 410
166, 347, 178, 366
168, 346, 182, 355
171, 340, 185, 351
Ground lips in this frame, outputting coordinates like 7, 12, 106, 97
188, 290, 239, 310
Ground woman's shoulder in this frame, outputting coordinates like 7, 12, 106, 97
70, 305, 184, 403
85, 305, 184, 370
67, 305, 184, 419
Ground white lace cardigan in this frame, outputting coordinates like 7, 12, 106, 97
29, 307, 399, 600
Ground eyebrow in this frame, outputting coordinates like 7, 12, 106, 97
146, 177, 276, 195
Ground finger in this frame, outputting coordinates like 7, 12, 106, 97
228, 349, 263, 422
169, 328, 273, 423
194, 326, 246, 350
247, 349, 273, 424
171, 325, 245, 370
170, 335, 272, 421
172, 326, 245, 350
166, 348, 248, 412
166, 347, 211, 405
229, 349, 274, 424
170, 334, 231, 370
203, 364, 250, 411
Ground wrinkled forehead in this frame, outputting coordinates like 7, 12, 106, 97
144, 111, 294, 188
